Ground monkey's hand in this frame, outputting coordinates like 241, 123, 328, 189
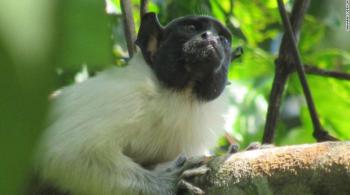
177, 163, 210, 195
154, 155, 209, 195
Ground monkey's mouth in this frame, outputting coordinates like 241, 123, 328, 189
183, 40, 223, 60
207, 41, 223, 57
183, 40, 226, 74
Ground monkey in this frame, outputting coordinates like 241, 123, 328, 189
30, 12, 232, 195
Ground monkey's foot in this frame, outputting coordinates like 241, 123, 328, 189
245, 141, 274, 151
176, 157, 210, 195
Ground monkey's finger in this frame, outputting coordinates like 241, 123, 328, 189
181, 156, 209, 171
245, 142, 261, 150
181, 165, 210, 179
174, 154, 187, 167
227, 143, 240, 154
245, 141, 274, 151
177, 179, 205, 195
165, 154, 187, 173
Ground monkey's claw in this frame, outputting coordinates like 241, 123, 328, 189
181, 165, 210, 178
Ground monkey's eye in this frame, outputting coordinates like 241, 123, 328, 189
219, 35, 229, 45
183, 24, 196, 33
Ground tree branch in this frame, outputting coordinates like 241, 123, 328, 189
304, 65, 350, 81
187, 141, 350, 194
276, 0, 337, 142
120, 0, 137, 57
262, 0, 310, 144
140, 0, 149, 17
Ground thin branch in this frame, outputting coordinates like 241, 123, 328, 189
120, 0, 137, 57
277, 0, 310, 64
304, 65, 350, 81
224, 132, 237, 145
262, 68, 289, 144
262, 0, 310, 144
229, 0, 234, 14
277, 0, 337, 141
140, 0, 149, 17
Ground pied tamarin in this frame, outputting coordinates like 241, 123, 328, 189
30, 13, 233, 195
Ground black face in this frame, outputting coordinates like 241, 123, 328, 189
135, 13, 232, 101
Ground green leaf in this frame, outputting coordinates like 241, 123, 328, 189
55, 0, 114, 70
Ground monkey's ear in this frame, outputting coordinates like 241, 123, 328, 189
135, 12, 163, 66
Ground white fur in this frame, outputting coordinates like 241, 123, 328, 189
35, 52, 228, 195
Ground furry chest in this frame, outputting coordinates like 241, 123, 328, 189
123, 98, 203, 165
120, 87, 226, 166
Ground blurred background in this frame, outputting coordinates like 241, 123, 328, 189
0, 0, 349, 194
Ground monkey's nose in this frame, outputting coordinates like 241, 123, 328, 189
200, 31, 214, 40
200, 31, 218, 44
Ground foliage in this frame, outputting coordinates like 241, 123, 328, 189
0, 0, 349, 194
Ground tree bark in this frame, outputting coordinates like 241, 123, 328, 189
188, 141, 350, 195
